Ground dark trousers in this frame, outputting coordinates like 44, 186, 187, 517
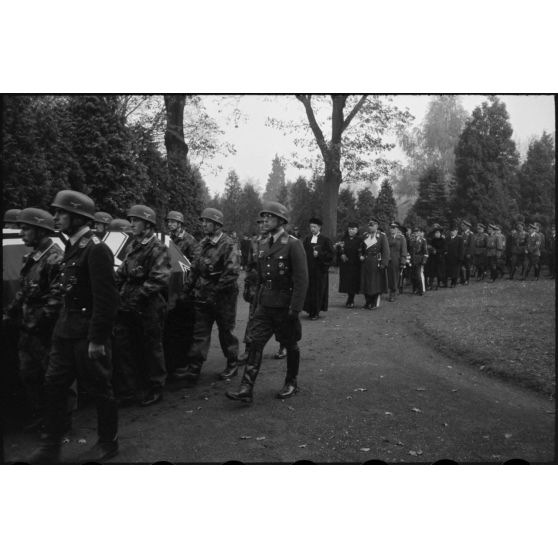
187, 294, 239, 371
460, 257, 471, 284
411, 264, 425, 293
44, 336, 117, 442
163, 299, 194, 374
487, 255, 498, 281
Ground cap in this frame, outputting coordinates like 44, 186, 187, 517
368, 217, 379, 225
309, 217, 323, 226
461, 219, 472, 228
347, 221, 359, 229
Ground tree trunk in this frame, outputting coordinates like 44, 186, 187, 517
321, 162, 342, 239
163, 95, 199, 229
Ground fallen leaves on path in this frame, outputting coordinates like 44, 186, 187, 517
411, 407, 422, 413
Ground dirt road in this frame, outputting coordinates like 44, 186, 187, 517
4, 272, 555, 464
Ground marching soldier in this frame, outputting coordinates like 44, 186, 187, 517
113, 205, 171, 407
494, 225, 507, 278
460, 220, 474, 285
3, 208, 68, 432
166, 210, 197, 261
387, 221, 408, 302
172, 208, 240, 385
28, 190, 120, 464
93, 211, 112, 238
240, 217, 268, 362
472, 223, 488, 280
523, 223, 542, 280
408, 226, 428, 295
226, 201, 308, 403
164, 210, 197, 377
486, 224, 500, 281
509, 220, 528, 279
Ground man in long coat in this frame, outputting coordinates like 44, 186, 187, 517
446, 223, 464, 287
302, 217, 334, 320
359, 217, 390, 309
337, 221, 362, 308
387, 221, 408, 302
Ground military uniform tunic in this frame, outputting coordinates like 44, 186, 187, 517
387, 232, 408, 294
44, 228, 119, 442
114, 234, 171, 396
184, 232, 240, 372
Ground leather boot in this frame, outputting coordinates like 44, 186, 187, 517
79, 439, 119, 464
219, 361, 239, 380
78, 397, 119, 463
226, 348, 262, 403
277, 347, 299, 399
171, 365, 200, 386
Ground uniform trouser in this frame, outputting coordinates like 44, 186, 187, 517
487, 255, 498, 280
474, 254, 486, 278
43, 336, 117, 443
246, 306, 302, 384
18, 331, 77, 418
163, 299, 194, 374
509, 253, 525, 278
113, 304, 167, 396
411, 264, 425, 293
496, 255, 506, 277
243, 296, 259, 345
387, 261, 401, 295
460, 256, 471, 283
524, 254, 540, 278
186, 293, 239, 372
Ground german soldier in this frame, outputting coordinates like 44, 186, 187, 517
166, 210, 197, 261
459, 220, 474, 285
387, 221, 408, 302
472, 223, 488, 280
523, 223, 542, 280
509, 220, 528, 279
93, 211, 112, 238
226, 201, 308, 403
172, 208, 240, 385
3, 208, 67, 432
494, 225, 507, 278
164, 210, 197, 378
408, 226, 428, 295
28, 190, 120, 464
4, 208, 22, 229
486, 224, 500, 281
113, 205, 171, 407
359, 217, 390, 308
446, 223, 463, 287
337, 221, 362, 308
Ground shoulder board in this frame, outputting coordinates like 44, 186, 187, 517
91, 235, 100, 244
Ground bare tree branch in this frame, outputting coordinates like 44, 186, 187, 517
295, 94, 329, 160
342, 94, 368, 133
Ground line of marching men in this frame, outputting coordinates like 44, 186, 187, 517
3, 194, 310, 463
333, 217, 554, 309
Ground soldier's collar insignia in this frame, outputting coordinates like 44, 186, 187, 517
78, 237, 89, 248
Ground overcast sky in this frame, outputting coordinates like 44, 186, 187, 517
200, 95, 555, 195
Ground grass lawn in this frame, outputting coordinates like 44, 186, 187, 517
406, 278, 555, 397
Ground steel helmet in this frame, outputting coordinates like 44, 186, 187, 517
51, 190, 95, 220
200, 208, 224, 226
94, 211, 113, 224
17, 207, 56, 233
127, 204, 157, 225
108, 218, 132, 233
259, 201, 289, 224
4, 208, 22, 224
166, 210, 184, 224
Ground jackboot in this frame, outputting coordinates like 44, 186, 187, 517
277, 347, 299, 399
225, 348, 262, 403
80, 397, 119, 463
219, 361, 239, 380
27, 436, 61, 464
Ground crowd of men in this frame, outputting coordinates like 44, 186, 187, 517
3, 194, 555, 464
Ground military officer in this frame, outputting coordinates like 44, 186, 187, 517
113, 205, 171, 406
28, 190, 120, 464
408, 226, 428, 295
486, 224, 500, 281
3, 208, 66, 432
387, 222, 408, 302
359, 217, 390, 308
445, 223, 463, 287
172, 208, 240, 385
163, 210, 197, 378
166, 210, 197, 261
472, 223, 488, 280
93, 211, 112, 238
494, 225, 507, 278
226, 201, 308, 403
509, 220, 528, 279
459, 220, 474, 285
523, 223, 542, 280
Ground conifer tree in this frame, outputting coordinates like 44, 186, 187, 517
375, 178, 398, 230
263, 154, 286, 201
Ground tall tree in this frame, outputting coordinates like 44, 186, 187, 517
412, 165, 449, 227
451, 96, 520, 228
518, 131, 555, 225
222, 169, 243, 233
375, 178, 398, 230
356, 187, 376, 227
269, 95, 412, 237
238, 180, 263, 235
164, 94, 203, 229
263, 154, 286, 201
289, 176, 318, 234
